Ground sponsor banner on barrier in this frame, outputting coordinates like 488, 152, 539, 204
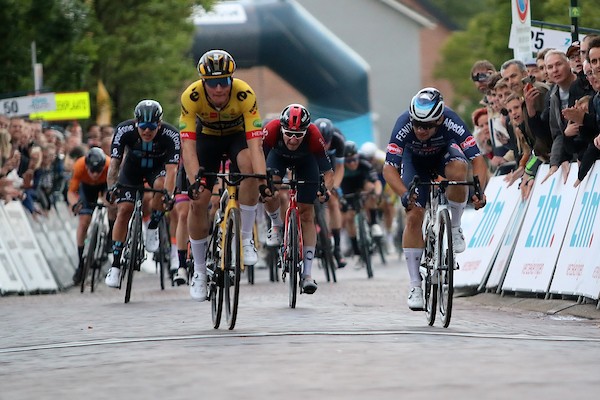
455, 176, 523, 289
0, 205, 26, 294
1, 202, 58, 293
486, 195, 530, 290
502, 164, 579, 294
550, 162, 600, 299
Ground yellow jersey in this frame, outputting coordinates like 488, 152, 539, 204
179, 78, 263, 140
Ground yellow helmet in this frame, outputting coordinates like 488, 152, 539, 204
197, 49, 236, 78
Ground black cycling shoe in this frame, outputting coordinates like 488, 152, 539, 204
72, 267, 83, 285
334, 248, 346, 269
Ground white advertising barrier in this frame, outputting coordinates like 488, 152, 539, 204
0, 203, 26, 294
455, 175, 523, 290
42, 205, 78, 268
27, 211, 76, 290
501, 164, 579, 294
550, 161, 600, 299
0, 201, 58, 293
485, 193, 530, 291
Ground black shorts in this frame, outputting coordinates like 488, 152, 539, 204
78, 183, 107, 214
267, 152, 320, 204
117, 160, 166, 203
196, 132, 247, 190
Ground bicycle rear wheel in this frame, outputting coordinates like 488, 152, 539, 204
437, 209, 454, 328
286, 209, 299, 308
80, 224, 98, 293
315, 205, 336, 283
157, 218, 170, 290
224, 208, 242, 329
357, 212, 373, 279
124, 211, 141, 304
424, 265, 437, 326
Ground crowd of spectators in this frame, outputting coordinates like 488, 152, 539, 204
0, 114, 114, 215
469, 34, 600, 198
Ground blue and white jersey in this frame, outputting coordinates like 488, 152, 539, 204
385, 107, 481, 168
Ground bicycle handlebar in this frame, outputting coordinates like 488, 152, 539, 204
408, 175, 483, 200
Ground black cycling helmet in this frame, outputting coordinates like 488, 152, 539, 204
134, 99, 163, 123
409, 87, 445, 122
280, 104, 311, 131
344, 141, 358, 158
314, 118, 335, 144
197, 49, 236, 78
85, 147, 106, 173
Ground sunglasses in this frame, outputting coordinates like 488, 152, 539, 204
138, 122, 158, 131
282, 128, 306, 139
471, 72, 491, 82
204, 76, 232, 88
411, 120, 438, 130
345, 156, 359, 163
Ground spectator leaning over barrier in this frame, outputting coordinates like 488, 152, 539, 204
504, 93, 534, 198
470, 60, 496, 104
540, 50, 579, 184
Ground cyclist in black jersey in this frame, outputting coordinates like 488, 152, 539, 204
340, 141, 382, 257
104, 100, 180, 288
314, 118, 347, 268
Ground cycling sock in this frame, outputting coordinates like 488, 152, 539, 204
77, 246, 84, 266
148, 210, 164, 230
404, 248, 424, 288
240, 203, 257, 241
302, 246, 315, 277
351, 237, 360, 255
189, 237, 208, 274
267, 207, 283, 228
448, 200, 467, 228
332, 229, 341, 247
112, 241, 124, 269
369, 209, 378, 225
178, 249, 187, 269
108, 219, 115, 240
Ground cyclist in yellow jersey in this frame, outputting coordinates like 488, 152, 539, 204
179, 49, 270, 302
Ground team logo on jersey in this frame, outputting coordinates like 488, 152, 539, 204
460, 136, 477, 150
253, 119, 262, 128
443, 118, 466, 136
248, 130, 263, 139
179, 121, 186, 130
210, 112, 218, 118
190, 90, 200, 102
387, 143, 403, 155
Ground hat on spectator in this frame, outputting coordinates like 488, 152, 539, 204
566, 41, 580, 58
524, 57, 537, 67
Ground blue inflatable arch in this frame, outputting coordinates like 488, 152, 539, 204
192, 0, 373, 142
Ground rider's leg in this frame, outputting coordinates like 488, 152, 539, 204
237, 148, 260, 265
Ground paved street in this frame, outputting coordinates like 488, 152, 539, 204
1, 251, 599, 399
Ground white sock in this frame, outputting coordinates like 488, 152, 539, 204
302, 246, 315, 277
448, 200, 467, 229
268, 207, 284, 228
189, 237, 208, 275
240, 203, 257, 241
404, 248, 424, 288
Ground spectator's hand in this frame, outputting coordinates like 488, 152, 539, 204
504, 167, 524, 187
560, 161, 570, 184
540, 165, 558, 184
520, 176, 535, 200
524, 86, 541, 117
490, 156, 506, 167
562, 107, 585, 125
564, 120, 581, 137
595, 134, 600, 150
574, 178, 582, 188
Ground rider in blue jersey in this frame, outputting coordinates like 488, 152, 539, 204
383, 88, 488, 311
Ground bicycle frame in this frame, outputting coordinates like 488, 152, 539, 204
282, 181, 303, 281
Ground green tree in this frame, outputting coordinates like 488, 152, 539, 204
0, 0, 215, 125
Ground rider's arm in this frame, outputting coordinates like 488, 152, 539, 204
243, 96, 267, 182
179, 89, 201, 183
67, 159, 83, 207
106, 158, 121, 188
382, 163, 408, 197
164, 163, 178, 195
471, 155, 489, 191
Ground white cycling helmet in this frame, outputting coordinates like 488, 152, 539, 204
409, 87, 445, 122
359, 141, 378, 159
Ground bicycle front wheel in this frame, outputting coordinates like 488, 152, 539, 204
286, 209, 299, 308
124, 212, 141, 304
357, 212, 373, 279
224, 208, 242, 330
157, 218, 170, 290
437, 208, 454, 328
81, 224, 99, 293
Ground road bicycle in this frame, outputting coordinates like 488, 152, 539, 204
153, 216, 171, 290
342, 191, 377, 279
200, 163, 267, 330
80, 201, 110, 293
408, 174, 482, 328
114, 183, 169, 304
271, 167, 326, 308
314, 200, 336, 283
